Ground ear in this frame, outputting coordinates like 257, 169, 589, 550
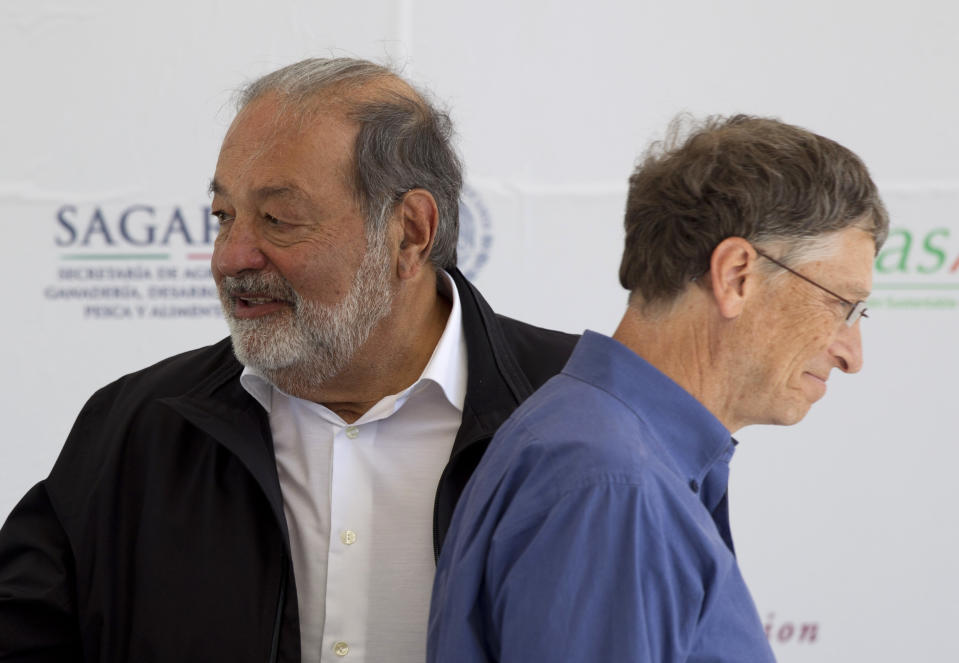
707, 237, 760, 319
394, 189, 439, 280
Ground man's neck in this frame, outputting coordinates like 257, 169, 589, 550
612, 294, 739, 433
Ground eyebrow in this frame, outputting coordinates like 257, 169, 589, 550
811, 280, 871, 304
208, 178, 312, 205
254, 185, 311, 204
847, 286, 872, 301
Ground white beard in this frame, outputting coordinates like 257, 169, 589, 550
217, 233, 394, 391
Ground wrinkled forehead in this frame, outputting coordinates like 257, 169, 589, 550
214, 93, 359, 191
223, 91, 356, 149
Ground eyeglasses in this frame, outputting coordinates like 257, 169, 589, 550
753, 247, 868, 327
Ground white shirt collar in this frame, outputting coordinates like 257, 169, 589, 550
240, 269, 467, 418
415, 269, 467, 412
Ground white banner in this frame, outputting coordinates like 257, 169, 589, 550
2, 2, 957, 660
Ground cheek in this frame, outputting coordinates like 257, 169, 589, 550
783, 318, 836, 368
762, 308, 835, 374
278, 257, 349, 303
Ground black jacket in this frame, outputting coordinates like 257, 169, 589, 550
0, 269, 577, 662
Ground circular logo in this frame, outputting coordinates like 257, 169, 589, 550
456, 186, 493, 280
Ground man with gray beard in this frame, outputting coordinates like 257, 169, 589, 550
0, 58, 576, 662
217, 225, 394, 389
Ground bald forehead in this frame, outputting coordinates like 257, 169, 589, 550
224, 73, 424, 173
221, 94, 354, 158
216, 70, 428, 212
214, 93, 361, 203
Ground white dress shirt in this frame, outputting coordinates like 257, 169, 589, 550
240, 271, 467, 663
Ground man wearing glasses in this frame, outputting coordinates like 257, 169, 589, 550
428, 115, 888, 662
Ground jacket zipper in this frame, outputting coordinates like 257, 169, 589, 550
269, 557, 289, 663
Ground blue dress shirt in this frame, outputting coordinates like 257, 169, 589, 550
428, 331, 776, 662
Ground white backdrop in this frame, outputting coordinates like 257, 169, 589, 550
2, 1, 957, 660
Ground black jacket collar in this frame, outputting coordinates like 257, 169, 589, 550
160, 267, 560, 559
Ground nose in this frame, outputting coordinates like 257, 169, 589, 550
829, 320, 864, 374
212, 215, 268, 278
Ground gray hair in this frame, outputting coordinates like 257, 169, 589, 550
237, 58, 463, 269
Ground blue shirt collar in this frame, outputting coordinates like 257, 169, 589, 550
562, 330, 735, 492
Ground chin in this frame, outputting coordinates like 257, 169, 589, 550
773, 401, 813, 427
749, 392, 813, 428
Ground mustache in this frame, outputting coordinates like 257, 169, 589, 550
219, 272, 298, 305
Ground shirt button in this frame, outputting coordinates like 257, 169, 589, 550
333, 641, 350, 657
345, 426, 359, 439
341, 530, 357, 545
